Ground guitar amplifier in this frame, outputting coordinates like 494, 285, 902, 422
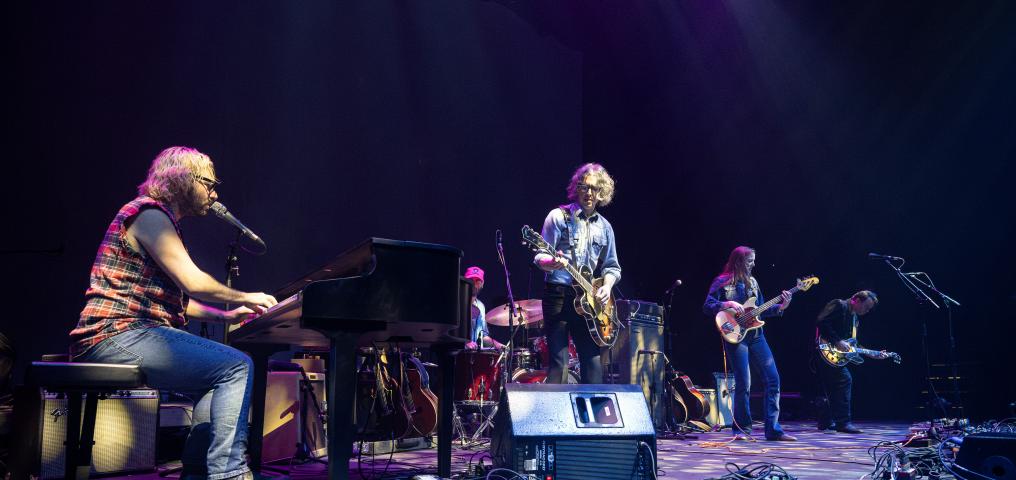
606, 313, 665, 428
615, 300, 664, 325
704, 372, 735, 428
491, 384, 656, 480
263, 371, 327, 462
11, 388, 160, 479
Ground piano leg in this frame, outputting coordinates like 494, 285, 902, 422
434, 344, 458, 478
242, 343, 287, 475
326, 332, 358, 480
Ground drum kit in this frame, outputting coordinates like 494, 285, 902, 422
452, 299, 580, 445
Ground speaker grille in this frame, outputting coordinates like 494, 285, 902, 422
40, 390, 158, 479
556, 439, 643, 479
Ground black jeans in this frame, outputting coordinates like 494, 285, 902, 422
542, 284, 602, 384
816, 358, 852, 426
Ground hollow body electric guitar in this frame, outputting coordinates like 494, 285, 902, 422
817, 337, 901, 368
521, 225, 618, 347
714, 276, 820, 344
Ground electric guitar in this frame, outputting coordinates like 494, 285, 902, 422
521, 225, 618, 347
714, 276, 819, 344
817, 337, 901, 367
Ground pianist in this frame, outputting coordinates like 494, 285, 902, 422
69, 146, 278, 480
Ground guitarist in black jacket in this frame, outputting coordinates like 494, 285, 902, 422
815, 290, 885, 433
535, 163, 621, 384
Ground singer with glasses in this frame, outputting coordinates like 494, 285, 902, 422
69, 146, 277, 480
534, 163, 620, 384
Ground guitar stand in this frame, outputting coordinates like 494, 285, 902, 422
292, 366, 328, 465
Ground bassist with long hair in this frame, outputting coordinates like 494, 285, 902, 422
703, 246, 796, 441
534, 163, 621, 384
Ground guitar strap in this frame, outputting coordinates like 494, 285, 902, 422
559, 203, 600, 274
405, 354, 431, 389
558, 204, 578, 263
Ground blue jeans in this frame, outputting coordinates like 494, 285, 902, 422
75, 326, 253, 480
722, 329, 784, 439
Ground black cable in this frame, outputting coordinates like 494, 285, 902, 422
705, 462, 797, 480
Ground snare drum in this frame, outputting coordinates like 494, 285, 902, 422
512, 368, 579, 384
531, 335, 579, 369
454, 350, 503, 403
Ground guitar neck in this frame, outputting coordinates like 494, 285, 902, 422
745, 284, 802, 319
562, 262, 594, 292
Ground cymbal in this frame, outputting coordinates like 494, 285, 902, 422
486, 299, 543, 326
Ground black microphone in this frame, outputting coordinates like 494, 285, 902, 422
868, 252, 903, 261
638, 349, 663, 355
210, 202, 266, 249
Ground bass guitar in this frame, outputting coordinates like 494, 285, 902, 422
521, 225, 618, 347
817, 337, 901, 367
714, 276, 819, 344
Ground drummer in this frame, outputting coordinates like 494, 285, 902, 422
464, 266, 505, 350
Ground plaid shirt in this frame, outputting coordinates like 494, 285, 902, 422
70, 196, 189, 357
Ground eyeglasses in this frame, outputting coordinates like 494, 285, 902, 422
576, 183, 600, 193
194, 175, 221, 192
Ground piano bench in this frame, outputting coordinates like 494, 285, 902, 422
26, 361, 148, 480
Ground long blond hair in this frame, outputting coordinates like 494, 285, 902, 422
137, 146, 215, 205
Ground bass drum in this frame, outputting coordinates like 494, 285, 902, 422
512, 368, 579, 384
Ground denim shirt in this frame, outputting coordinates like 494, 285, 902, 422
703, 275, 783, 319
538, 203, 621, 286
470, 298, 488, 344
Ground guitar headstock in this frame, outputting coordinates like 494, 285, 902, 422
521, 225, 553, 256
797, 276, 820, 291
888, 352, 902, 364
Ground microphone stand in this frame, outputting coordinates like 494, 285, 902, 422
221, 229, 243, 345
906, 272, 964, 418
660, 281, 678, 433
877, 258, 948, 430
496, 230, 521, 386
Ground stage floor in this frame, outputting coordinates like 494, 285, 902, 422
142, 421, 936, 480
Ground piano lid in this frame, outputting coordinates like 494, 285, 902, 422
273, 237, 463, 301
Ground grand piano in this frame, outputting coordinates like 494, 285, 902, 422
229, 238, 470, 480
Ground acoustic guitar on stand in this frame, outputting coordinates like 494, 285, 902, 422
521, 225, 618, 347
714, 276, 819, 344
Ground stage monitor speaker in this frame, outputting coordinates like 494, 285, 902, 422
262, 371, 327, 463
491, 383, 656, 480
34, 389, 159, 479
607, 303, 665, 428
956, 432, 1016, 480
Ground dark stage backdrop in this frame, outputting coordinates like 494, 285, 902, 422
4, 1, 1014, 421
